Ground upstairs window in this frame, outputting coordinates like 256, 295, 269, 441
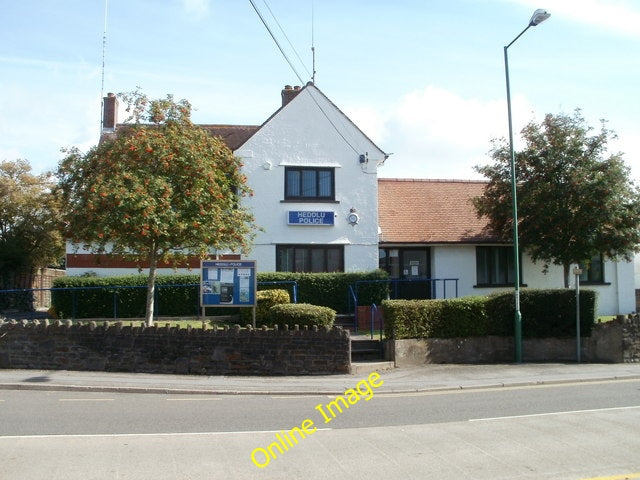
285, 167, 335, 201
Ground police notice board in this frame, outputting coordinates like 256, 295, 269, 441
200, 260, 257, 307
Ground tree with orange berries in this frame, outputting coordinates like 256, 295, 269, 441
56, 91, 256, 324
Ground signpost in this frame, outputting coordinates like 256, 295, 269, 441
201, 260, 257, 326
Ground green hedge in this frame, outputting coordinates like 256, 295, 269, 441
269, 303, 335, 328
257, 270, 389, 312
51, 275, 200, 319
240, 289, 290, 325
51, 270, 388, 319
383, 289, 597, 340
486, 289, 597, 338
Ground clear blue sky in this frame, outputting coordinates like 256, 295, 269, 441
1, 0, 639, 181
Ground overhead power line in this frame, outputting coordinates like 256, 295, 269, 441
248, 0, 305, 84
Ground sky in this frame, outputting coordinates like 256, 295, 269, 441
1, 0, 639, 182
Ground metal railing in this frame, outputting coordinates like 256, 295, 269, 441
0, 281, 298, 321
347, 278, 459, 331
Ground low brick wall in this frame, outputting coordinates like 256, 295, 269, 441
386, 315, 640, 365
0, 320, 351, 375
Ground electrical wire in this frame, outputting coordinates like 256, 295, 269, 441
261, 0, 312, 81
248, 0, 365, 157
248, 0, 304, 84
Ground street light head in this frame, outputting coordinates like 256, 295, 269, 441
529, 8, 551, 26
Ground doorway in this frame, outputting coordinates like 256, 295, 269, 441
379, 247, 431, 299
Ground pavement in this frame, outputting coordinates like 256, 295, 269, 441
1, 362, 640, 396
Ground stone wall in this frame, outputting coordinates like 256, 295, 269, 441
386, 315, 640, 365
623, 314, 640, 362
0, 320, 351, 375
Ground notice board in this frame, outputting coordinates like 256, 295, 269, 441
200, 260, 257, 307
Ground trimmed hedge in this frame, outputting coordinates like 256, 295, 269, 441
486, 289, 597, 338
51, 275, 200, 319
383, 289, 597, 340
257, 270, 389, 312
51, 270, 388, 319
269, 303, 336, 328
240, 288, 290, 325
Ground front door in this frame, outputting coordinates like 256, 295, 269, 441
379, 248, 431, 299
399, 249, 430, 299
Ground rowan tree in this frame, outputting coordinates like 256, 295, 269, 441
0, 159, 63, 294
56, 91, 257, 324
474, 110, 640, 287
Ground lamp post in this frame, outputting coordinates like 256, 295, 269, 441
573, 266, 583, 363
504, 8, 550, 363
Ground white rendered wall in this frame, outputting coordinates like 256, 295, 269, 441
237, 85, 384, 273
430, 244, 635, 316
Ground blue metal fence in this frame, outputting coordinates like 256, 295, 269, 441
0, 281, 298, 321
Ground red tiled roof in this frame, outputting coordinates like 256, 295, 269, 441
101, 124, 260, 151
199, 125, 260, 151
378, 178, 498, 244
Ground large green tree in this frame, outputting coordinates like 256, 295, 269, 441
0, 159, 63, 292
56, 92, 257, 324
474, 110, 640, 287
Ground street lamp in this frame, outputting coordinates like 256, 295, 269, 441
504, 8, 550, 363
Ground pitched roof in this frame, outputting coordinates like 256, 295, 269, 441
199, 124, 261, 151
102, 124, 260, 152
378, 178, 499, 244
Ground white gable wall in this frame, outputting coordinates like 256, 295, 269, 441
236, 86, 384, 272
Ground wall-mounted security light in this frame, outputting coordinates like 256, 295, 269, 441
359, 153, 368, 164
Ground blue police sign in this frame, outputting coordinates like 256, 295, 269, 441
287, 210, 334, 226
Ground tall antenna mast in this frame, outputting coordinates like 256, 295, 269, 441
311, 0, 316, 84
100, 0, 109, 132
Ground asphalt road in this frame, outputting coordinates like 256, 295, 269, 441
1, 379, 639, 479
1, 378, 639, 435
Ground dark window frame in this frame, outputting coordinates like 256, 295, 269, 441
579, 254, 606, 284
284, 167, 335, 202
475, 245, 524, 287
276, 244, 344, 273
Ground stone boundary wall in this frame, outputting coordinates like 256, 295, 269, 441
623, 313, 640, 363
0, 320, 351, 375
386, 315, 640, 365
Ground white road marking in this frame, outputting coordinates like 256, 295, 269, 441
58, 398, 115, 402
469, 405, 640, 422
165, 398, 221, 401
0, 428, 332, 440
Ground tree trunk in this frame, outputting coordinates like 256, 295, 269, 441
563, 263, 571, 288
145, 249, 158, 326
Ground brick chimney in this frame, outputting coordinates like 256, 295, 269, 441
281, 85, 302, 107
102, 92, 118, 131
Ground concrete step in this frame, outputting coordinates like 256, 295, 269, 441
351, 338, 384, 361
351, 361, 395, 375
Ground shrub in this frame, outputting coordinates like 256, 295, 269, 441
51, 274, 200, 319
383, 289, 597, 340
434, 296, 490, 338
382, 299, 444, 339
240, 289, 290, 325
269, 303, 336, 328
258, 270, 389, 312
50, 269, 389, 319
486, 289, 597, 338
